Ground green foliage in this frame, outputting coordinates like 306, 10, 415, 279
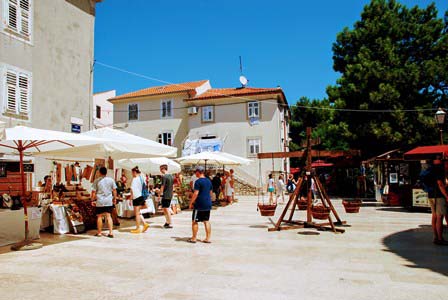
289, 0, 448, 159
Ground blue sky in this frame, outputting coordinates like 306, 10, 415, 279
93, 0, 448, 103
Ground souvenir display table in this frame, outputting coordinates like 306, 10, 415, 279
116, 193, 155, 218
0, 208, 41, 247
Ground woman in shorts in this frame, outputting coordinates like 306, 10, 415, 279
130, 167, 149, 234
267, 174, 275, 204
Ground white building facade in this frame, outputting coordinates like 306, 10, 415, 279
93, 90, 115, 128
110, 80, 290, 186
0, 0, 99, 182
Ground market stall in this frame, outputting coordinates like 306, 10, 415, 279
0, 126, 177, 248
404, 145, 448, 209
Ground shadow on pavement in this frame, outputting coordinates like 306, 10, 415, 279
249, 225, 269, 229
171, 237, 194, 243
382, 224, 448, 277
0, 232, 88, 255
377, 207, 414, 213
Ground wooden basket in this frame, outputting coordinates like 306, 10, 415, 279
311, 205, 330, 220
342, 199, 362, 213
298, 200, 308, 210
258, 203, 277, 217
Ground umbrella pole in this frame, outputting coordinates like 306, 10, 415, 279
18, 141, 29, 241
205, 160, 207, 172
10, 141, 42, 251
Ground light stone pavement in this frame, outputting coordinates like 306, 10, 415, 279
0, 196, 447, 300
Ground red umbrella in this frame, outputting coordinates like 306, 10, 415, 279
311, 160, 334, 168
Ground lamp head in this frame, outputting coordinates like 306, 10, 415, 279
435, 107, 446, 125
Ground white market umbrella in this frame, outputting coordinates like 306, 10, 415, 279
176, 151, 241, 171
217, 152, 253, 166
35, 127, 177, 160
0, 126, 107, 249
116, 157, 181, 175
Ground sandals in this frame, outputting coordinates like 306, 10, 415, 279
95, 233, 114, 238
202, 240, 211, 244
187, 238, 197, 244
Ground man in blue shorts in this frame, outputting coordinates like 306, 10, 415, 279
188, 166, 213, 243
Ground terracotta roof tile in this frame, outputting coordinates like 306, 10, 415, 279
187, 87, 284, 101
110, 80, 208, 101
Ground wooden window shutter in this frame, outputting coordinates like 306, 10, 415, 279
6, 71, 18, 113
8, 0, 18, 30
18, 74, 29, 115
19, 0, 30, 36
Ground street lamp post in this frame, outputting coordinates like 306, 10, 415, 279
435, 107, 446, 145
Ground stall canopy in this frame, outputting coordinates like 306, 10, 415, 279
404, 145, 448, 161
176, 151, 242, 168
216, 152, 252, 166
116, 157, 181, 175
35, 127, 177, 160
311, 160, 334, 168
0, 126, 107, 245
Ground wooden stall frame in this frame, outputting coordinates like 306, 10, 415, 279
258, 127, 347, 233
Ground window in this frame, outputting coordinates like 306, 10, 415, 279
128, 103, 138, 121
248, 101, 260, 118
4, 0, 32, 41
161, 100, 172, 118
202, 106, 214, 122
2, 66, 31, 120
247, 138, 261, 156
158, 131, 173, 146
96, 105, 101, 119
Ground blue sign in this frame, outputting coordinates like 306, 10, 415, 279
71, 123, 81, 133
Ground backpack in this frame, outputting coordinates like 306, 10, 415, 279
140, 176, 149, 200
286, 179, 295, 193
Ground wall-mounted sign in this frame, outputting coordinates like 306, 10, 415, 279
71, 123, 81, 134
389, 173, 398, 184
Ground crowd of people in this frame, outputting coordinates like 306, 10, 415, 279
89, 165, 214, 243
198, 169, 236, 205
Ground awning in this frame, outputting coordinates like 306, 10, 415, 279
311, 160, 334, 168
404, 145, 448, 161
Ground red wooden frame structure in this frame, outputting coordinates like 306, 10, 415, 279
258, 127, 347, 233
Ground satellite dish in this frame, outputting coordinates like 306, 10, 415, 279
239, 75, 248, 87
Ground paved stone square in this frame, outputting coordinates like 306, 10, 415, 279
0, 196, 447, 300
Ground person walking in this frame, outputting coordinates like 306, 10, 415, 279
188, 166, 213, 244
224, 171, 233, 205
91, 167, 117, 238
229, 169, 235, 204
190, 172, 198, 191
276, 174, 286, 204
130, 167, 150, 234
212, 173, 222, 204
267, 174, 275, 204
159, 164, 174, 228
424, 159, 448, 245
286, 174, 297, 194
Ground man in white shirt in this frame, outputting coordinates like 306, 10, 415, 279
190, 172, 198, 191
91, 167, 117, 238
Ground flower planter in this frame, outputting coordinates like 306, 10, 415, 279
342, 199, 362, 213
258, 203, 277, 217
311, 205, 330, 220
